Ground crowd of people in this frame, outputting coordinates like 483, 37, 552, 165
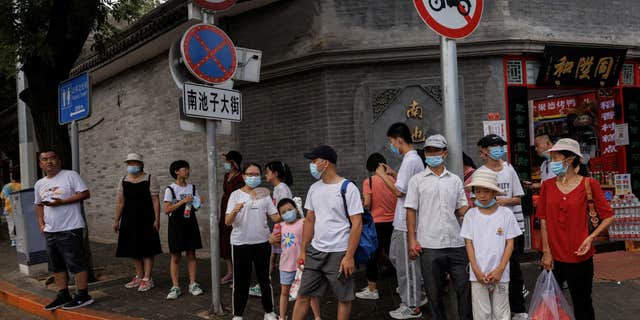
5, 120, 612, 320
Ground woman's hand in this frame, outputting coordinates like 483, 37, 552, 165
541, 251, 554, 270
153, 219, 160, 232
113, 220, 120, 233
575, 236, 593, 256
182, 195, 194, 204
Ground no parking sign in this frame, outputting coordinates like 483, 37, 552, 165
413, 0, 483, 39
181, 24, 237, 84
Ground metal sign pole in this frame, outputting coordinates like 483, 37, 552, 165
441, 36, 464, 177
207, 119, 223, 315
71, 120, 79, 172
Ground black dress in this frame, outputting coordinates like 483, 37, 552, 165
167, 184, 203, 254
116, 175, 162, 258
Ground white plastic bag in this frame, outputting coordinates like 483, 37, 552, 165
528, 270, 575, 320
288, 267, 304, 301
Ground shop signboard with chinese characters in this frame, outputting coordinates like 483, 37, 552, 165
599, 95, 617, 156
532, 93, 596, 121
183, 82, 241, 121
537, 46, 627, 87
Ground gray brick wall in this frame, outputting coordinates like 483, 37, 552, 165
79, 53, 238, 256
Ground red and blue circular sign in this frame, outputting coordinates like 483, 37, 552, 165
181, 24, 237, 84
194, 0, 236, 11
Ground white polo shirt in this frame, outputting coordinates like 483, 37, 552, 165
392, 150, 425, 232
404, 167, 468, 249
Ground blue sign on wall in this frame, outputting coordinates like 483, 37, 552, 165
58, 72, 90, 124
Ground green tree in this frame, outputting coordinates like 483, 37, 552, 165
0, 0, 161, 166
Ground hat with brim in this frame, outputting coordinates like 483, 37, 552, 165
547, 138, 583, 158
465, 169, 505, 195
124, 153, 143, 163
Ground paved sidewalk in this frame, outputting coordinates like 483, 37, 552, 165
0, 237, 639, 319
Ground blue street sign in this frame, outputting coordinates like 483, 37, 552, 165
58, 72, 90, 124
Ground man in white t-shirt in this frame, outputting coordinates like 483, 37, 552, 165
293, 145, 363, 320
33, 150, 92, 311
477, 134, 528, 319
524, 134, 557, 190
377, 123, 426, 319
405, 134, 471, 320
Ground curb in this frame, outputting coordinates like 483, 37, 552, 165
0, 279, 143, 320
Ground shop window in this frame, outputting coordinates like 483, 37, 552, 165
526, 61, 540, 85
507, 60, 523, 85
623, 64, 635, 85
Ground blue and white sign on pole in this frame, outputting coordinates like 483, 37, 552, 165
58, 72, 90, 125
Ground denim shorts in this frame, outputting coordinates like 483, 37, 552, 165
44, 228, 87, 274
280, 270, 296, 285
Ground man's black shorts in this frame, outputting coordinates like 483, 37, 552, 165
44, 228, 87, 274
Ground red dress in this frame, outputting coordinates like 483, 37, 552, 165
536, 177, 613, 263
219, 172, 244, 259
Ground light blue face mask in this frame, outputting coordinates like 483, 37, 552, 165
223, 162, 232, 172
282, 209, 297, 223
127, 166, 141, 174
549, 161, 568, 176
244, 176, 261, 188
489, 146, 505, 160
474, 198, 497, 209
425, 155, 444, 168
389, 142, 400, 156
309, 163, 324, 180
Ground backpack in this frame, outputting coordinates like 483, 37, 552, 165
340, 180, 378, 265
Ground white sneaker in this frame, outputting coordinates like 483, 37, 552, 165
512, 313, 530, 320
389, 304, 422, 319
389, 304, 407, 316
418, 295, 429, 307
355, 287, 379, 300
264, 312, 278, 320
166, 286, 181, 300
232, 317, 243, 320
189, 282, 204, 296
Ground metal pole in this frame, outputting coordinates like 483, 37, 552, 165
71, 121, 79, 172
441, 36, 464, 177
16, 65, 37, 188
207, 119, 223, 315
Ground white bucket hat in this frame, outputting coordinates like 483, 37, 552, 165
465, 169, 504, 194
124, 153, 143, 163
547, 138, 583, 158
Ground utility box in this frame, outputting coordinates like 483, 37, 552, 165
11, 188, 48, 275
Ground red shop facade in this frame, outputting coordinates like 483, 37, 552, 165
501, 45, 640, 251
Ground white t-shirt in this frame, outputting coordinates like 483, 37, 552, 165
393, 150, 425, 232
226, 189, 278, 245
34, 170, 88, 233
273, 182, 292, 205
163, 183, 199, 204
479, 162, 526, 230
404, 167, 468, 249
304, 179, 363, 252
460, 206, 522, 282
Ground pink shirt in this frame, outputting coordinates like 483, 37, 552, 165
279, 219, 304, 272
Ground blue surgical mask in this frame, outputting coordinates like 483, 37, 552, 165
282, 209, 297, 223
425, 156, 444, 167
309, 163, 324, 180
389, 142, 400, 155
244, 176, 261, 188
549, 161, 568, 176
474, 198, 497, 209
489, 146, 505, 160
127, 166, 141, 174
223, 162, 232, 172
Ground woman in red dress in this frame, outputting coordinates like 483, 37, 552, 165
219, 151, 244, 284
537, 139, 614, 320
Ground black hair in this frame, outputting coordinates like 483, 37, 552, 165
10, 168, 20, 181
463, 152, 476, 169
534, 133, 554, 144
366, 153, 387, 173
38, 150, 58, 160
386, 122, 413, 144
277, 198, 302, 219
558, 150, 589, 177
169, 160, 189, 179
265, 161, 293, 186
242, 162, 262, 174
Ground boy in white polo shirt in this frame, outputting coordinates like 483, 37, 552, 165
461, 169, 522, 320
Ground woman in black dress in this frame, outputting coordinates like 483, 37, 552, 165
114, 153, 162, 292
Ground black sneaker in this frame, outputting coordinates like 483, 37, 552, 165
61, 294, 94, 310
44, 293, 72, 311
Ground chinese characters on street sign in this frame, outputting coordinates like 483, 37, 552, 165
183, 82, 242, 122
537, 46, 627, 87
58, 72, 90, 124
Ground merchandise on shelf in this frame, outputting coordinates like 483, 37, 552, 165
608, 193, 640, 241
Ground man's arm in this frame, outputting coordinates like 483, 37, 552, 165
297, 210, 316, 269
340, 213, 362, 278
407, 208, 420, 259
376, 165, 403, 198
36, 205, 45, 233
47, 190, 90, 207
